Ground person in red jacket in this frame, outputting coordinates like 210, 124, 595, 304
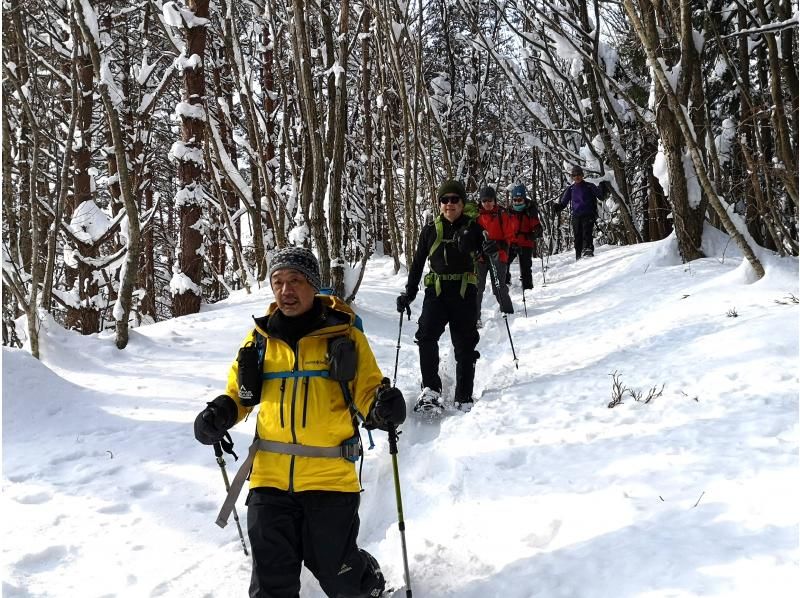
475, 186, 514, 326
506, 184, 543, 290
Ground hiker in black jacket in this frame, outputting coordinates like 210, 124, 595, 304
396, 179, 490, 415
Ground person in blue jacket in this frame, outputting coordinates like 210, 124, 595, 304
555, 165, 603, 260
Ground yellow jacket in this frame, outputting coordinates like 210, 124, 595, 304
225, 295, 383, 493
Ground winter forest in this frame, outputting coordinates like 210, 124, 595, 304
2, 0, 798, 351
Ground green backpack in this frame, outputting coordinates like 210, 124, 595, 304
463, 200, 479, 220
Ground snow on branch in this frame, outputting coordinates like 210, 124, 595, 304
175, 100, 206, 121
170, 268, 202, 297
66, 200, 113, 244
169, 141, 204, 166
162, 1, 210, 29
207, 117, 254, 207
76, 0, 100, 45
173, 183, 205, 208
721, 14, 799, 38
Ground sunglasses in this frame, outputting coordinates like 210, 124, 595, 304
439, 195, 462, 205
512, 197, 525, 202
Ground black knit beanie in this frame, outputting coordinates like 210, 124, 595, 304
268, 247, 322, 291
479, 186, 497, 200
436, 179, 467, 201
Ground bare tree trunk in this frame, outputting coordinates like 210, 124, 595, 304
579, 0, 640, 245
631, 0, 704, 261
361, 5, 377, 256
42, 60, 80, 313
172, 0, 209, 317
753, 0, 798, 207
9, 0, 32, 278
73, 1, 143, 347
323, 0, 348, 296
623, 0, 765, 278
291, 0, 331, 278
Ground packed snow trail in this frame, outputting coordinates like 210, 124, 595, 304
3, 233, 798, 597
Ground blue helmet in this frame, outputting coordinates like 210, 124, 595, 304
512, 184, 526, 198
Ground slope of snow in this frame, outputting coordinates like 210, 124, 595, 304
3, 236, 799, 597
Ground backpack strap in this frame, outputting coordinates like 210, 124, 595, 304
215, 432, 362, 529
428, 216, 448, 258
263, 370, 329, 380
425, 216, 478, 297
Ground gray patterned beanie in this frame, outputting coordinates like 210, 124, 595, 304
268, 247, 322, 292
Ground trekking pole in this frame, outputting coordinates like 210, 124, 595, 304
503, 314, 519, 370
522, 288, 528, 317
387, 424, 413, 597
212, 437, 249, 556
392, 306, 411, 387
483, 234, 519, 370
539, 244, 548, 287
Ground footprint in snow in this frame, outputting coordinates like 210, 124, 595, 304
48, 451, 86, 466
97, 503, 130, 515
190, 500, 218, 512
13, 491, 52, 505
14, 545, 72, 573
129, 480, 157, 498
524, 518, 562, 549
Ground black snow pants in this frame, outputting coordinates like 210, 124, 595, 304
247, 488, 384, 598
506, 245, 534, 290
573, 214, 595, 259
415, 284, 480, 401
475, 257, 510, 319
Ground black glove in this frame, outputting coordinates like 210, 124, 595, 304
396, 292, 413, 313
194, 395, 238, 445
366, 382, 406, 431
532, 224, 544, 239
482, 238, 499, 256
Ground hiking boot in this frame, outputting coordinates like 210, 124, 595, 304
413, 387, 443, 417
454, 397, 474, 413
360, 549, 386, 597
583, 249, 594, 257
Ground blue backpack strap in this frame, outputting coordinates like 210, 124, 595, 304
263, 370, 330, 380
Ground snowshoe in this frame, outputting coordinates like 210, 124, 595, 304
454, 397, 474, 413
413, 387, 444, 420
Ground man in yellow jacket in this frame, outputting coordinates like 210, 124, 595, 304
194, 246, 405, 598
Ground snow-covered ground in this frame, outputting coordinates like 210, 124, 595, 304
3, 231, 799, 597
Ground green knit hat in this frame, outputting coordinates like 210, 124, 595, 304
436, 179, 467, 202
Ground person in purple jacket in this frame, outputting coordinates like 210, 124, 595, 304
556, 165, 603, 260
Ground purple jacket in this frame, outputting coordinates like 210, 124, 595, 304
558, 181, 601, 218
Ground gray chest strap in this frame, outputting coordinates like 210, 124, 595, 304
215, 437, 361, 529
